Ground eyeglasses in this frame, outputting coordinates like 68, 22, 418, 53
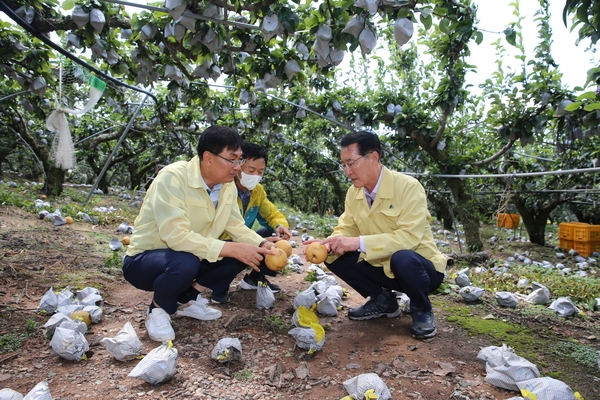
340, 153, 369, 170
210, 152, 246, 167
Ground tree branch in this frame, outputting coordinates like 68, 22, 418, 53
429, 107, 451, 149
471, 138, 517, 167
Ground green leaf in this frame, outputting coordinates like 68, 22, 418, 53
576, 91, 597, 100
503, 27, 517, 46
564, 101, 583, 111
583, 102, 600, 111
576, 4, 589, 23
439, 18, 450, 33
420, 14, 432, 30
62, 0, 75, 11
474, 31, 483, 45
433, 7, 448, 16
419, 7, 433, 18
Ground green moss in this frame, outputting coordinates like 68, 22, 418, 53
435, 299, 599, 386
437, 302, 542, 363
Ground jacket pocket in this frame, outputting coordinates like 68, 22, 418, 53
379, 206, 400, 218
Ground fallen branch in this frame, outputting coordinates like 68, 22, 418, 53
0, 303, 34, 311
0, 352, 19, 364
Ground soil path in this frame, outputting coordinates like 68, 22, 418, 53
0, 206, 594, 399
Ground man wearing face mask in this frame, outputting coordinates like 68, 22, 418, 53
221, 141, 292, 293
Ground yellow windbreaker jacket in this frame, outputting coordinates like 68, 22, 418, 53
327, 167, 447, 278
126, 156, 264, 262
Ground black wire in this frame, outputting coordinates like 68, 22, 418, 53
0, 1, 157, 103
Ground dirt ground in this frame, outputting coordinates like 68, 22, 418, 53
0, 204, 598, 400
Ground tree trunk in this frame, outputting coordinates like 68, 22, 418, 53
512, 196, 551, 245
511, 191, 573, 246
324, 173, 346, 216
409, 129, 483, 251
86, 155, 110, 194
45, 166, 65, 196
0, 130, 18, 178
427, 192, 455, 230
447, 178, 483, 251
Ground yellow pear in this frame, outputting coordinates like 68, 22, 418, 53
265, 248, 288, 271
305, 242, 328, 264
70, 310, 92, 327
275, 239, 293, 257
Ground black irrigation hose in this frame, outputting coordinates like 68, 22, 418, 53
0, 1, 157, 103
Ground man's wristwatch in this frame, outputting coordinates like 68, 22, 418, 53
258, 239, 268, 247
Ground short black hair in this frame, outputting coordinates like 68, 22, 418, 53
242, 141, 268, 165
341, 130, 382, 158
197, 125, 243, 159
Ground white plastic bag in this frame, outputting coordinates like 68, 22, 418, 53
288, 327, 325, 353
100, 322, 143, 361
0, 388, 23, 400
343, 373, 392, 400
460, 286, 485, 302
58, 318, 88, 334
79, 293, 103, 307
293, 288, 317, 310
256, 282, 275, 309
477, 345, 539, 391
82, 305, 103, 323
316, 297, 338, 316
516, 377, 578, 400
22, 381, 52, 400
128, 341, 178, 385
455, 272, 471, 287
36, 287, 58, 313
394, 18, 414, 46
548, 297, 580, 317
56, 304, 84, 316
76, 287, 100, 300
316, 286, 341, 316
525, 288, 551, 305
56, 286, 74, 306
210, 338, 242, 363
50, 326, 89, 361
495, 291, 518, 308
43, 313, 71, 334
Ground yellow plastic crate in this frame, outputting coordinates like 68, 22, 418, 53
573, 225, 600, 242
573, 241, 600, 257
558, 222, 589, 240
558, 238, 574, 251
497, 213, 520, 229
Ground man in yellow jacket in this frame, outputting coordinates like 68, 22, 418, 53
310, 130, 447, 339
226, 142, 291, 293
123, 126, 276, 342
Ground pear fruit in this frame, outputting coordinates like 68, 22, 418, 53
305, 242, 328, 264
275, 239, 293, 256
265, 248, 288, 271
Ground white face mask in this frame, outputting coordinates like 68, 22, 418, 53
239, 171, 262, 190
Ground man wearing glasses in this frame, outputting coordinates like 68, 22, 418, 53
123, 125, 276, 342
307, 130, 447, 340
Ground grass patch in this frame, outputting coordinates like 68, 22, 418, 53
0, 318, 40, 354
232, 368, 253, 380
553, 340, 600, 370
465, 265, 600, 308
262, 314, 290, 334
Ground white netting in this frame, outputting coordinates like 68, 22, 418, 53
46, 61, 106, 170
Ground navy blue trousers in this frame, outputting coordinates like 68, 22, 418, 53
325, 250, 445, 312
123, 248, 274, 314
